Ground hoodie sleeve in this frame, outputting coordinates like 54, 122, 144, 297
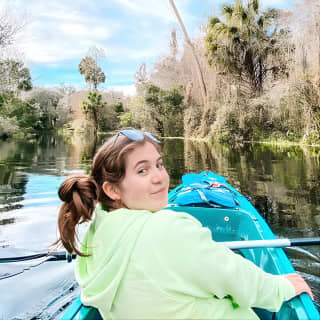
151, 210, 296, 312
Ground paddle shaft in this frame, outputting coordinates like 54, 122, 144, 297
0, 251, 75, 263
1, 238, 319, 263
221, 237, 320, 250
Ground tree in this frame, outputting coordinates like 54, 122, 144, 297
149, 31, 184, 92
56, 84, 76, 96
169, 29, 178, 58
205, 0, 288, 96
87, 46, 106, 66
168, 0, 209, 137
78, 56, 106, 90
0, 9, 24, 49
134, 63, 148, 94
28, 89, 63, 129
168, 0, 207, 104
145, 84, 184, 137
81, 91, 107, 132
0, 59, 32, 95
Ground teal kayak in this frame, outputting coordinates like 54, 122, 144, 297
61, 171, 320, 320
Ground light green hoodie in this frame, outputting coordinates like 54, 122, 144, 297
75, 207, 296, 319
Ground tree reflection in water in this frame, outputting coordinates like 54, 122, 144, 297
0, 135, 319, 315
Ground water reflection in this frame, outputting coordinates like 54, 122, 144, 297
1, 136, 318, 239
180, 139, 320, 236
0, 135, 319, 317
68, 132, 97, 168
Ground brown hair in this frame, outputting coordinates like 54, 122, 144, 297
55, 132, 160, 256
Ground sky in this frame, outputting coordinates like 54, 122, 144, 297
1, 0, 295, 96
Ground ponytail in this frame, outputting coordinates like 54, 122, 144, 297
56, 174, 99, 256
54, 132, 161, 256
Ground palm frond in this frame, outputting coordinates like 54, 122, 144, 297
230, 26, 238, 34
251, 0, 259, 13
257, 16, 264, 28
209, 17, 221, 28
222, 5, 234, 18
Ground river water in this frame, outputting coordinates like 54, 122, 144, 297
0, 134, 319, 319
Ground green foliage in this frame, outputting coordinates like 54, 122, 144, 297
184, 101, 203, 137
276, 79, 320, 144
82, 92, 107, 131
0, 59, 32, 95
0, 59, 37, 139
0, 86, 69, 139
96, 98, 121, 132
113, 102, 124, 113
0, 116, 18, 139
144, 84, 184, 137
118, 111, 134, 127
209, 77, 320, 146
126, 95, 152, 130
82, 91, 106, 113
210, 97, 269, 144
205, 0, 289, 96
0, 94, 41, 131
28, 89, 64, 129
78, 56, 106, 89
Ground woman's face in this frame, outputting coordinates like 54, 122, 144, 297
117, 141, 170, 212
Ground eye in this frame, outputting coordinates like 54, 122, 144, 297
138, 168, 147, 174
156, 162, 164, 169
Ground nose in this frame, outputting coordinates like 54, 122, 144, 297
151, 167, 162, 184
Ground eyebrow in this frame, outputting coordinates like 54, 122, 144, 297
133, 157, 162, 169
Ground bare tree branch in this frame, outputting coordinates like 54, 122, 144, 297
0, 8, 25, 49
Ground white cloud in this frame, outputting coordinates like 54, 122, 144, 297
58, 23, 112, 40
5, 0, 121, 64
106, 84, 136, 96
112, 0, 193, 25
107, 46, 166, 62
2, 0, 294, 88
40, 11, 83, 21
113, 0, 175, 22
261, 0, 292, 6
2, 0, 192, 67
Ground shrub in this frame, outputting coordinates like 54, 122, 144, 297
118, 111, 134, 127
0, 116, 19, 138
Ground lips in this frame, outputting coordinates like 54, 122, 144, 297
151, 188, 166, 195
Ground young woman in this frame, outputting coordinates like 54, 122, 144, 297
56, 128, 313, 320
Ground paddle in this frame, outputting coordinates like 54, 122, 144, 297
0, 251, 76, 280
0, 238, 319, 280
0, 251, 76, 263
1, 237, 319, 264
220, 237, 320, 250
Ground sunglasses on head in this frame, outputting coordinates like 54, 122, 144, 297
117, 128, 160, 143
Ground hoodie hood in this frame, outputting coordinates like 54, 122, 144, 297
75, 206, 152, 318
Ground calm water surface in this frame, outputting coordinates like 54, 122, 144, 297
0, 135, 319, 319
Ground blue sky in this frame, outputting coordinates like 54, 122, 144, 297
2, 0, 294, 95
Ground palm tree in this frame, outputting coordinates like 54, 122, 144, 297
78, 56, 106, 90
81, 91, 106, 133
205, 0, 286, 96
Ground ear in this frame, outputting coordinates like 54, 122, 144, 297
102, 181, 121, 201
